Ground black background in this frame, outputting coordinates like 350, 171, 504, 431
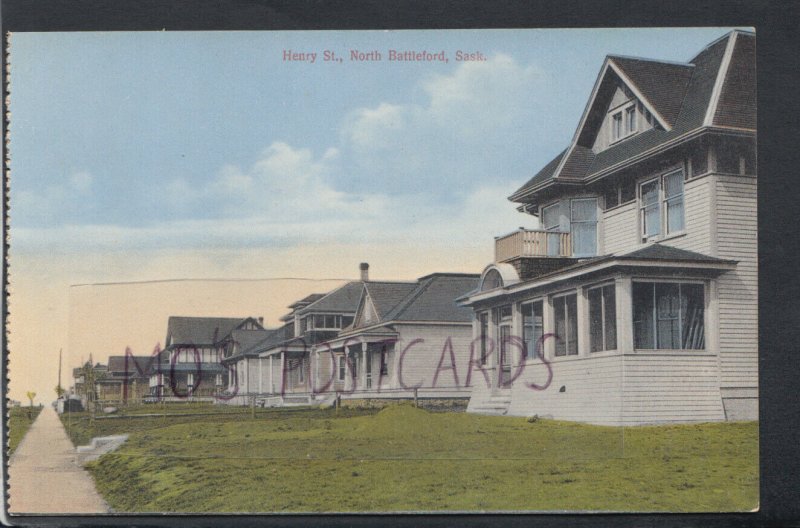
2, 1, 799, 527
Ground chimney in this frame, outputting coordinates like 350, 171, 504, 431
359, 262, 370, 282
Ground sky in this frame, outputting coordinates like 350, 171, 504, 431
6, 28, 739, 403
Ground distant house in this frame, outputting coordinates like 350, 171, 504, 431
461, 30, 756, 424
314, 272, 480, 400
149, 316, 264, 399
71, 362, 108, 403
240, 277, 364, 404
93, 355, 152, 403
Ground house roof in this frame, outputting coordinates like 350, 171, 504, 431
618, 244, 728, 263
288, 293, 326, 309
511, 30, 755, 203
363, 281, 419, 320
384, 273, 481, 323
298, 281, 363, 315
107, 356, 153, 376
166, 316, 259, 346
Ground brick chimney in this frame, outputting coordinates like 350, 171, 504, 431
359, 262, 369, 282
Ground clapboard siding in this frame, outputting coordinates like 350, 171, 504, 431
715, 174, 758, 393
622, 353, 724, 423
393, 324, 475, 390
660, 176, 712, 254
505, 354, 624, 425
602, 202, 638, 254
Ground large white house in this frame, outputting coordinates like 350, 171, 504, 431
461, 30, 756, 425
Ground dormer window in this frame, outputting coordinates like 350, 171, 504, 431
611, 101, 638, 142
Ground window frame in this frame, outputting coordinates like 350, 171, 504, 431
521, 299, 545, 360
632, 280, 706, 351
638, 167, 686, 243
610, 101, 638, 143
570, 197, 598, 257
338, 356, 346, 381
552, 292, 579, 357
587, 283, 617, 353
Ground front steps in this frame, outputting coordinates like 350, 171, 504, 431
469, 390, 511, 416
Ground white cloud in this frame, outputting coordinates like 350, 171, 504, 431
69, 171, 93, 191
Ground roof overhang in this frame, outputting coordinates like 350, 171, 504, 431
461, 255, 736, 307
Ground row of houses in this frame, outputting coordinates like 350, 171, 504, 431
71, 30, 757, 425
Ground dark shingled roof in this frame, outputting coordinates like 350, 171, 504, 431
227, 328, 280, 359
618, 244, 728, 262
107, 356, 153, 376
299, 281, 363, 314
289, 293, 326, 308
511, 30, 754, 201
384, 274, 480, 323
166, 317, 257, 346
363, 282, 419, 320
608, 56, 694, 127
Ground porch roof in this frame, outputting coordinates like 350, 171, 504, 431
316, 325, 399, 350
462, 244, 736, 306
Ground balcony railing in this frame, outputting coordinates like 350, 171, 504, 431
494, 228, 571, 262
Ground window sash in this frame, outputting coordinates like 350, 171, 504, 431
338, 357, 346, 381
632, 282, 705, 350
554, 294, 578, 356
522, 301, 544, 359
541, 203, 560, 231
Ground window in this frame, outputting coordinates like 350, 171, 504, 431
499, 305, 513, 320
215, 373, 223, 386
499, 325, 512, 370
380, 349, 389, 376
570, 198, 598, 256
313, 314, 344, 329
541, 202, 562, 257
553, 294, 578, 356
612, 111, 623, 140
479, 312, 489, 365
298, 358, 305, 382
186, 373, 194, 388
620, 182, 636, 203
611, 103, 638, 141
481, 269, 503, 291
522, 301, 544, 359
626, 106, 637, 134
633, 282, 705, 350
338, 356, 346, 381
603, 185, 619, 209
640, 169, 685, 241
588, 284, 617, 352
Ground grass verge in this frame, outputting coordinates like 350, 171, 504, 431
8, 406, 43, 455
64, 403, 758, 513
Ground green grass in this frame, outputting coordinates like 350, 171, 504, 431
63, 403, 758, 513
8, 406, 43, 455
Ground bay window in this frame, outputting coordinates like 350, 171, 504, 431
588, 284, 617, 352
553, 293, 578, 356
633, 282, 705, 350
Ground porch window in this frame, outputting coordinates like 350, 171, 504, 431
522, 301, 544, 359
338, 356, 346, 381
553, 294, 578, 356
633, 282, 705, 350
570, 198, 598, 257
588, 284, 617, 352
478, 312, 489, 365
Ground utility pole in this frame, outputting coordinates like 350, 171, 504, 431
57, 348, 62, 394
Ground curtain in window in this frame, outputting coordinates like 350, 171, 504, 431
656, 283, 681, 349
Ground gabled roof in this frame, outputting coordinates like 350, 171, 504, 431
298, 281, 363, 315
510, 30, 755, 203
223, 328, 282, 360
289, 293, 325, 309
384, 273, 480, 323
165, 316, 260, 346
363, 281, 418, 320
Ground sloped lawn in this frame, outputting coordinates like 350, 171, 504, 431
69, 404, 757, 513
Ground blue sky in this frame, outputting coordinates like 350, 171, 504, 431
9, 28, 737, 255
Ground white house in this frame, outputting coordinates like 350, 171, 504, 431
460, 30, 756, 425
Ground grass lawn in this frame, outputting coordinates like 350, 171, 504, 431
8, 405, 43, 455
61, 403, 758, 513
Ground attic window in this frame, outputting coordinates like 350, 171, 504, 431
611, 102, 638, 142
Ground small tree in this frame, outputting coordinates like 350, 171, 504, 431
55, 385, 65, 398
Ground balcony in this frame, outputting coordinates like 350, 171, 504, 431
494, 228, 571, 262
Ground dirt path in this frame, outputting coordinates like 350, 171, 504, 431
7, 406, 109, 514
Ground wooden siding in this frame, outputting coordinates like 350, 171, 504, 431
602, 201, 637, 254
660, 176, 713, 254
621, 353, 724, 423
504, 354, 624, 425
715, 174, 758, 391
392, 324, 475, 391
